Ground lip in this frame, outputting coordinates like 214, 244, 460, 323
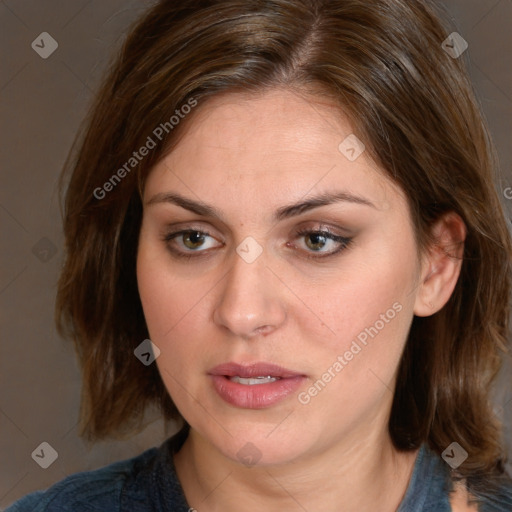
208, 362, 306, 409
209, 362, 304, 379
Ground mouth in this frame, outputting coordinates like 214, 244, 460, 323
228, 376, 281, 385
208, 361, 304, 380
208, 362, 306, 408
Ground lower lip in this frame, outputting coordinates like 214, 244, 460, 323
210, 375, 306, 409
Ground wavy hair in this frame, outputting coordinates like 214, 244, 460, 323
55, 0, 512, 497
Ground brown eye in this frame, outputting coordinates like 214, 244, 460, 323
162, 229, 222, 259
304, 232, 329, 251
293, 228, 354, 260
182, 231, 207, 250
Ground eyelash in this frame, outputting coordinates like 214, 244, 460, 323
162, 227, 353, 261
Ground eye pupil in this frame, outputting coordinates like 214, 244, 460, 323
306, 233, 326, 251
184, 231, 205, 249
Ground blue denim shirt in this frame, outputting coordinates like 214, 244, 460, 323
6, 427, 512, 511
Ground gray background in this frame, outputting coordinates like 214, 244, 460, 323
1, 0, 511, 508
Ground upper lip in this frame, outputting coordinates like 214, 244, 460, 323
208, 362, 304, 378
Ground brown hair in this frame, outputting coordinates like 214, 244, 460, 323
56, 0, 512, 494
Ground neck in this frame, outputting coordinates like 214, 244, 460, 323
173, 424, 419, 512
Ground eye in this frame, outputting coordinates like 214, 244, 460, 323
163, 229, 222, 259
291, 228, 353, 259
162, 226, 353, 261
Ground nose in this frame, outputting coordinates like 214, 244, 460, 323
212, 246, 287, 340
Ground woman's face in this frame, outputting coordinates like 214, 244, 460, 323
137, 88, 426, 465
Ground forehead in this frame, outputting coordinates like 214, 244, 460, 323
144, 88, 406, 215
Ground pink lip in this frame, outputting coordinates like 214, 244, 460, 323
209, 362, 303, 378
208, 362, 306, 409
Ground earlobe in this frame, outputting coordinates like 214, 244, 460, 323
413, 212, 466, 317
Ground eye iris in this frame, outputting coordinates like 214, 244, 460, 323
183, 231, 205, 249
306, 233, 326, 251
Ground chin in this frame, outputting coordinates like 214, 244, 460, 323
207, 421, 315, 467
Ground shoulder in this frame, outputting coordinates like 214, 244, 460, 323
401, 443, 512, 512
473, 474, 512, 512
449, 482, 479, 512
4, 446, 159, 512
450, 474, 512, 512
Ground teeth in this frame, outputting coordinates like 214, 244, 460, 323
229, 375, 280, 385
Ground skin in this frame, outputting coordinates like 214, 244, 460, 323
136, 88, 468, 511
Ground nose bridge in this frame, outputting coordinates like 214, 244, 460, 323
213, 245, 286, 338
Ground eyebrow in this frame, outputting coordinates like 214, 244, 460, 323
146, 190, 376, 222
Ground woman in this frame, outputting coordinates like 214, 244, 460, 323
7, 0, 512, 510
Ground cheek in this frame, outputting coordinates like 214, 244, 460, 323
319, 292, 408, 387
136, 238, 220, 383
136, 246, 207, 405
307, 258, 414, 346
136, 240, 201, 343
301, 250, 417, 391
297, 288, 412, 426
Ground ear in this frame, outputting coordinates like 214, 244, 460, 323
413, 211, 466, 317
